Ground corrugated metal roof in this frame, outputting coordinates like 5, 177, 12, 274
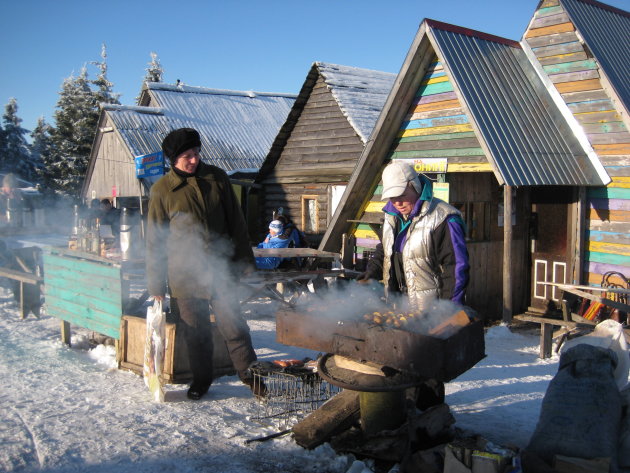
103, 105, 169, 159
317, 62, 396, 143
142, 83, 296, 171
561, 0, 630, 110
428, 20, 607, 186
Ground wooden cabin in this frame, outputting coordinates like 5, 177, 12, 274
522, 0, 630, 291
320, 19, 609, 320
82, 83, 296, 222
254, 62, 395, 245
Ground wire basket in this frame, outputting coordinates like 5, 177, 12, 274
249, 360, 341, 430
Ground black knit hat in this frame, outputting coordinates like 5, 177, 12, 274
162, 128, 201, 164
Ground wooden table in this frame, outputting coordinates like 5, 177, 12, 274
252, 247, 341, 269
43, 248, 145, 345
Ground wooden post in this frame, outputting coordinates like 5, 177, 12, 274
61, 320, 71, 346
19, 282, 25, 319
503, 185, 513, 323
540, 322, 553, 359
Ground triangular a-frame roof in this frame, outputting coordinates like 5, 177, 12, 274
256, 62, 395, 182
320, 18, 610, 251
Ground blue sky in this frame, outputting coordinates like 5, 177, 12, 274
1, 0, 628, 133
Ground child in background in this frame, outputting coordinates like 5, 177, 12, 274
255, 220, 291, 270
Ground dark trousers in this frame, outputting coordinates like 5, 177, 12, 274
175, 296, 257, 386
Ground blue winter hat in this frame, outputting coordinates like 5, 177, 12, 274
269, 220, 284, 233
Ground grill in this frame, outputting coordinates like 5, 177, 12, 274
276, 307, 485, 384
249, 362, 341, 430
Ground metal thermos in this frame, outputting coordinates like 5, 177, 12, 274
120, 207, 131, 261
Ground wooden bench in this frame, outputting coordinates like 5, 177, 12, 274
0, 266, 43, 319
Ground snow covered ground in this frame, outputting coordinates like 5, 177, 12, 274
0, 279, 569, 473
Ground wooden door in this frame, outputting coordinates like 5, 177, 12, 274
530, 188, 573, 313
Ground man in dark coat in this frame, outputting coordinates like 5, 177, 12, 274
146, 128, 263, 400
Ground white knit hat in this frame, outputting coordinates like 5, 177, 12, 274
381, 161, 422, 200
269, 220, 283, 233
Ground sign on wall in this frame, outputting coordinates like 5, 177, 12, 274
135, 151, 164, 178
394, 158, 448, 174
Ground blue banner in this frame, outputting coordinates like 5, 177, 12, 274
135, 151, 164, 178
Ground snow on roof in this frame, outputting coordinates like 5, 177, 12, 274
101, 84, 296, 172
316, 62, 396, 143
101, 104, 164, 115
146, 84, 296, 171
146, 81, 297, 99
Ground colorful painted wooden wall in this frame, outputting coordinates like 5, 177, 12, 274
352, 56, 493, 261
525, 0, 630, 286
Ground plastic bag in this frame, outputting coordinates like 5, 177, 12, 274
143, 298, 165, 402
526, 344, 622, 468
561, 319, 630, 390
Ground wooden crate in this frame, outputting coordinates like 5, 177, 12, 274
118, 315, 236, 384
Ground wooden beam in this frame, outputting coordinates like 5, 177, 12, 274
503, 185, 513, 323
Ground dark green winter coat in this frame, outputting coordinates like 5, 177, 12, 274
146, 162, 254, 299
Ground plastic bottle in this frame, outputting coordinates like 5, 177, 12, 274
120, 208, 131, 261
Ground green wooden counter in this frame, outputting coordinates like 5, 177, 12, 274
43, 248, 124, 344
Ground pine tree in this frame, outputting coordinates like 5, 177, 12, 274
1, 98, 36, 181
31, 117, 55, 193
92, 44, 120, 106
50, 66, 99, 195
145, 51, 164, 83
136, 52, 164, 104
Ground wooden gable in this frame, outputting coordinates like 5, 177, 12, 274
525, 0, 630, 286
264, 75, 364, 182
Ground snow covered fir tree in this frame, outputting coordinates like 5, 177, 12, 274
0, 98, 40, 183
0, 45, 159, 198
135, 51, 164, 103
48, 45, 120, 196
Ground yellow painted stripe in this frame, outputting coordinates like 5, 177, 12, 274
421, 75, 449, 86
610, 177, 630, 188
555, 78, 602, 94
413, 99, 461, 114
365, 201, 384, 213
588, 209, 630, 223
400, 123, 474, 138
587, 240, 630, 256
448, 162, 494, 172
354, 228, 379, 240
587, 272, 628, 286
525, 22, 574, 38
593, 143, 630, 155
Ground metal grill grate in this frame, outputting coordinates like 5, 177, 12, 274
249, 361, 340, 430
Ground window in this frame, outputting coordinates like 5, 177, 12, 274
301, 195, 319, 233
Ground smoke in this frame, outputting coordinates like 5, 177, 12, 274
289, 278, 475, 339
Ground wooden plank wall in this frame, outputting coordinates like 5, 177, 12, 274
86, 115, 141, 199
390, 57, 491, 172
43, 250, 123, 340
262, 75, 363, 243
525, 0, 630, 286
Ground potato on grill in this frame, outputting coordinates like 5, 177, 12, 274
362, 310, 420, 328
